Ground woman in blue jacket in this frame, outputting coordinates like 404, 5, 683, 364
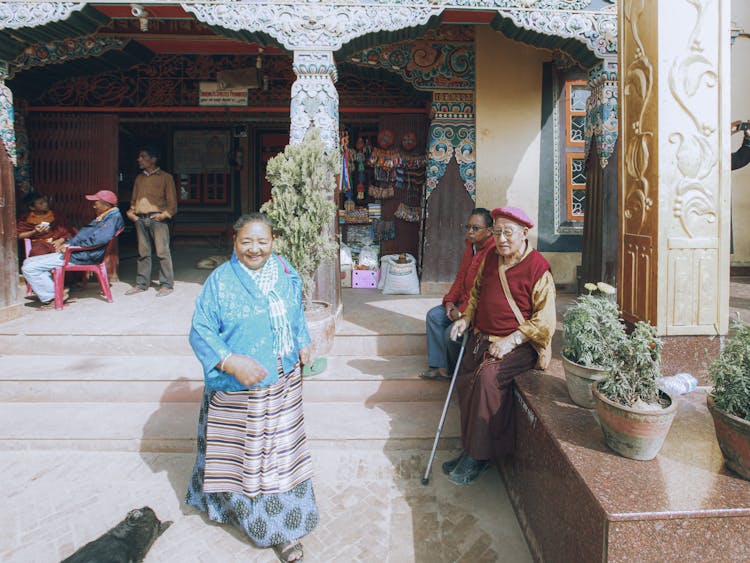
187, 213, 315, 563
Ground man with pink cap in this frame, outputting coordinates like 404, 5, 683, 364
21, 189, 124, 310
445, 206, 556, 485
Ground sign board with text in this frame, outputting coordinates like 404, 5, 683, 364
199, 82, 248, 106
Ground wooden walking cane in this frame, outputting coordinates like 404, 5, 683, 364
421, 331, 469, 486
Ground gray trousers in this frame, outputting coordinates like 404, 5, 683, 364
134, 216, 174, 289
425, 303, 461, 371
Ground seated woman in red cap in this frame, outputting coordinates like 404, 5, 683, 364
21, 190, 124, 309
445, 206, 556, 485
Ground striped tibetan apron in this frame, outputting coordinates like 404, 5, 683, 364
202, 362, 312, 498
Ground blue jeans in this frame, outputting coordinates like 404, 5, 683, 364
21, 252, 65, 303
425, 304, 461, 372
134, 216, 174, 289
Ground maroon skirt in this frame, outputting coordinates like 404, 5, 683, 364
455, 331, 537, 460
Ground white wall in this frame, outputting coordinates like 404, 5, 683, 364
475, 26, 580, 285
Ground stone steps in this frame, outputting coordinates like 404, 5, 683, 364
0, 400, 459, 452
0, 289, 448, 453
0, 331, 426, 357
0, 354, 449, 403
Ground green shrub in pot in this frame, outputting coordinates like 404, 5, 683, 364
707, 319, 750, 480
561, 282, 626, 408
593, 321, 677, 460
562, 282, 626, 369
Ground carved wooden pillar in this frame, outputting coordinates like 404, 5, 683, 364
0, 60, 20, 321
290, 51, 339, 153
618, 0, 731, 336
291, 50, 341, 320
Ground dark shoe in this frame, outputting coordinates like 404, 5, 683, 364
419, 367, 451, 381
447, 454, 490, 486
125, 286, 146, 295
156, 286, 173, 297
442, 451, 466, 475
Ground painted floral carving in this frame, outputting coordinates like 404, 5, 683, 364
348, 41, 474, 91
622, 0, 654, 234
585, 58, 618, 169
668, 0, 719, 238
291, 52, 339, 153
0, 2, 84, 29
426, 96, 475, 200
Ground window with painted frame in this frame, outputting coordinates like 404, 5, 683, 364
553, 72, 591, 233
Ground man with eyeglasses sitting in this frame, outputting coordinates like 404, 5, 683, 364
420, 208, 495, 382
444, 206, 556, 486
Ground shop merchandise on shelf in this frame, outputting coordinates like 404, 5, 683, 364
338, 127, 426, 289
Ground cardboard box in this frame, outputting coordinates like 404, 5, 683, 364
340, 264, 352, 288
352, 269, 379, 289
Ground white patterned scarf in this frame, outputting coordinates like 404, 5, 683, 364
244, 257, 294, 357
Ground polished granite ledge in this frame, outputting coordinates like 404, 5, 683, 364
501, 369, 750, 562
660, 336, 722, 386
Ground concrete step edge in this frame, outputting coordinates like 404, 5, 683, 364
0, 437, 460, 453
0, 334, 427, 356
0, 354, 431, 380
0, 401, 459, 443
0, 380, 454, 404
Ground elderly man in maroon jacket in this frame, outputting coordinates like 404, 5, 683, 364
446, 206, 556, 485
420, 208, 495, 381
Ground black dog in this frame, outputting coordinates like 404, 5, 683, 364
61, 506, 172, 563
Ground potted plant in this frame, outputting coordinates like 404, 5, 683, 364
707, 319, 750, 481
561, 282, 625, 408
593, 322, 677, 460
261, 128, 339, 375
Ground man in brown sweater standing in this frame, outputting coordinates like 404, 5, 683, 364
125, 146, 178, 297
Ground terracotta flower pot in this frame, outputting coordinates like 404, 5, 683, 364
562, 355, 608, 409
592, 382, 677, 460
707, 395, 750, 481
303, 301, 335, 375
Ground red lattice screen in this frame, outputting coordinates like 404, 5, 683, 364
27, 113, 121, 278
28, 113, 119, 228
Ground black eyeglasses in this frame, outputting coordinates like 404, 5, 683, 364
463, 224, 488, 232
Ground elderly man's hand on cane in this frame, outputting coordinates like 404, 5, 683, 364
450, 317, 469, 342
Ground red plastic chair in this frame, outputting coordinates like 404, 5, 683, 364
23, 238, 33, 296
52, 227, 124, 310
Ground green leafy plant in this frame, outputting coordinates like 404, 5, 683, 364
261, 129, 339, 308
598, 321, 664, 408
562, 282, 626, 369
708, 319, 750, 422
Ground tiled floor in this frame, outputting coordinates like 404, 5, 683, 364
2, 446, 531, 563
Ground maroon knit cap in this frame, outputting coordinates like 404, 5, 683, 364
490, 206, 534, 228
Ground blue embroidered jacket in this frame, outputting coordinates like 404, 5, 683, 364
189, 253, 312, 391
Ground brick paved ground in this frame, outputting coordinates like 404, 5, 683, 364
2, 445, 530, 563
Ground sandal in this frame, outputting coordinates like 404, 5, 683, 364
36, 289, 75, 311
419, 368, 451, 381
272, 541, 303, 562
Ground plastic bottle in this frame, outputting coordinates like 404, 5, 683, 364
657, 372, 698, 396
